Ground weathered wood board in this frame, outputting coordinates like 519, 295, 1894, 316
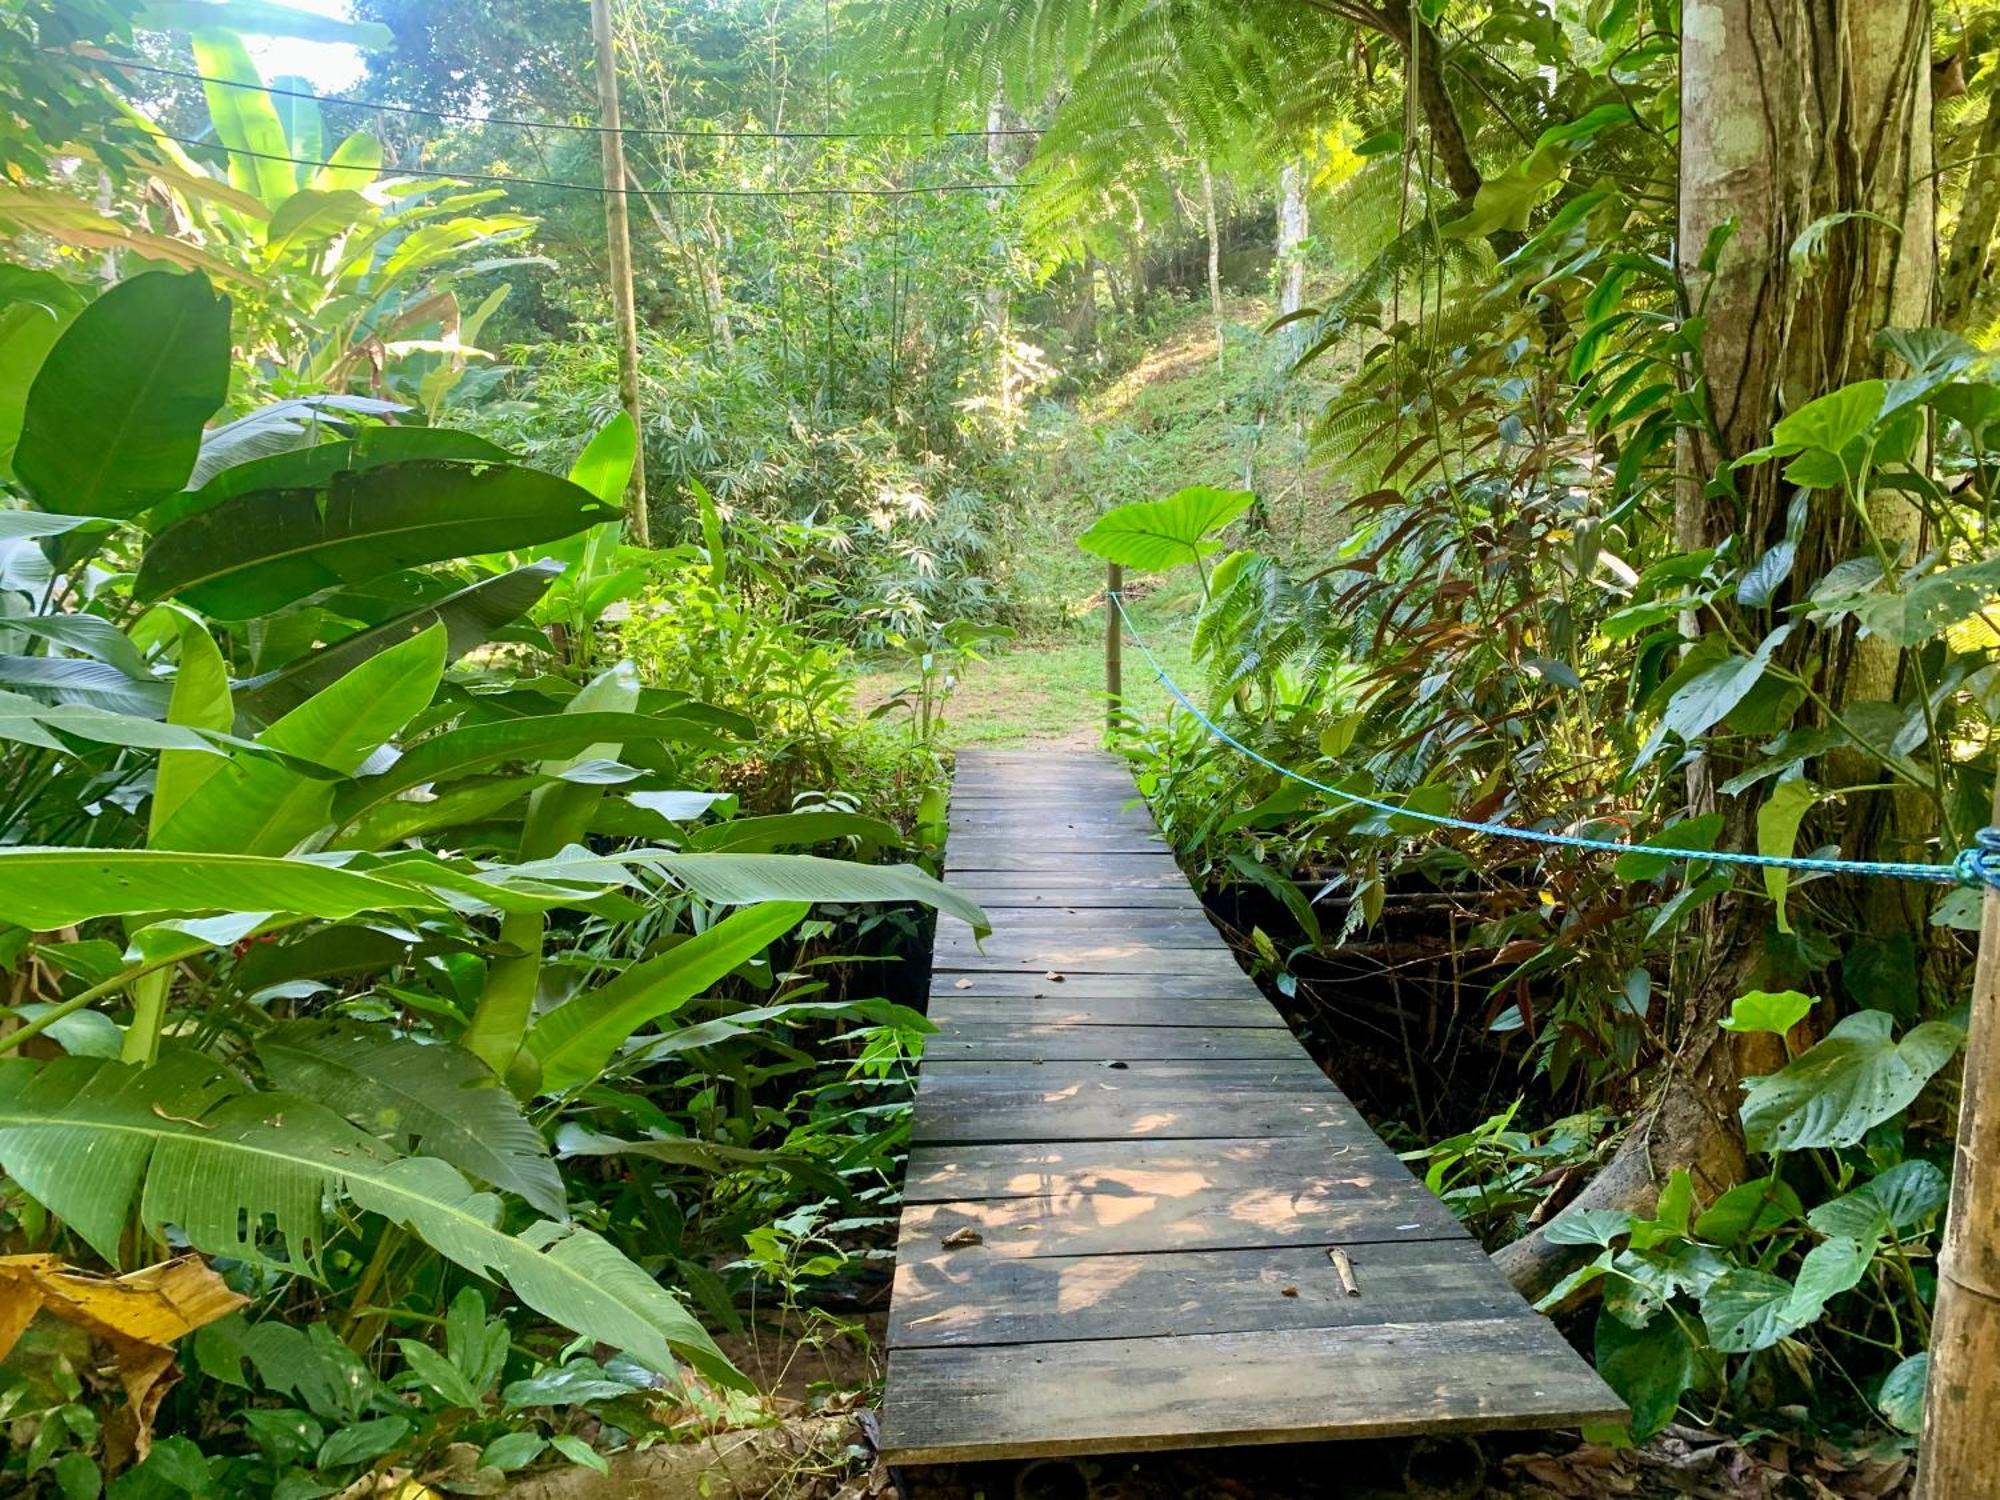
879, 749, 1624, 1465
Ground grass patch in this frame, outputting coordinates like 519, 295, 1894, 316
855, 580, 1203, 749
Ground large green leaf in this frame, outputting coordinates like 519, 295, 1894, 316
137, 0, 394, 45
257, 1022, 566, 1218
332, 709, 724, 828
169, 426, 512, 521
1076, 486, 1254, 572
0, 849, 445, 927
233, 563, 561, 729
1740, 1010, 1962, 1152
1879, 1352, 1928, 1434
0, 656, 169, 717
527, 902, 811, 1092
152, 615, 234, 839
184, 394, 401, 492
1595, 1307, 1691, 1440
1805, 1159, 1949, 1242
650, 853, 991, 936
1700, 1268, 1801, 1353
682, 810, 903, 853
15, 271, 231, 518
135, 461, 618, 619
0, 1054, 737, 1386
567, 413, 636, 506
153, 626, 445, 855
193, 31, 297, 205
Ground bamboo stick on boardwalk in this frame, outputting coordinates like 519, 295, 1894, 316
590, 0, 649, 545
1104, 564, 1123, 733
1917, 783, 2000, 1497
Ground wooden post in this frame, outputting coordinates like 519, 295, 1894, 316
1918, 786, 2000, 1498
590, 0, 649, 546
1104, 563, 1123, 733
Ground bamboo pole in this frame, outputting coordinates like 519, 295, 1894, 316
1104, 563, 1123, 734
590, 0, 649, 546
1917, 785, 2000, 1497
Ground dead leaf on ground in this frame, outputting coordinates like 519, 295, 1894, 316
939, 1228, 983, 1249
0, 1254, 247, 1467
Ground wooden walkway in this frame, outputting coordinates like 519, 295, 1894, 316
877, 749, 1623, 1465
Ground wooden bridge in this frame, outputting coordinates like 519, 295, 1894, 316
877, 749, 1624, 1465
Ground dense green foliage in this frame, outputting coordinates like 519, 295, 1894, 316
5, 0, 2000, 1488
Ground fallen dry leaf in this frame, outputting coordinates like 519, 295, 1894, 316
939, 1228, 984, 1249
0, 1254, 247, 1468
953, 978, 974, 989
1043, 970, 1065, 982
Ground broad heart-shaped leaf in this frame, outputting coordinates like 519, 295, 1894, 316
135, 461, 617, 619
1740, 1010, 1963, 1153
15, 271, 231, 518
1693, 1175, 1803, 1247
648, 853, 991, 937
1595, 1306, 1693, 1441
1076, 486, 1255, 572
257, 1022, 566, 1218
1806, 1158, 1949, 1242
232, 563, 561, 729
1701, 1267, 1804, 1353
526, 902, 812, 1092
1783, 1235, 1872, 1325
1770, 380, 1886, 455
1719, 989, 1815, 1037
0, 849, 448, 926
0, 1053, 738, 1388
1878, 1352, 1928, 1434
153, 625, 445, 856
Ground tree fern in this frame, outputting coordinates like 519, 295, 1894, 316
0, 1052, 739, 1387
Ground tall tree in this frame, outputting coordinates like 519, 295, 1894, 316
1497, 0, 1940, 1292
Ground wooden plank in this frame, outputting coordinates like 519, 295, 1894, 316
945, 836, 1169, 855
912, 1083, 1358, 1145
906, 1134, 1414, 1203
896, 1165, 1463, 1260
877, 1318, 1627, 1464
932, 947, 1249, 976
928, 993, 1286, 1029
935, 910, 1219, 936
926, 1023, 1302, 1062
947, 888, 1206, 910
889, 1238, 1516, 1348
942, 851, 1180, 874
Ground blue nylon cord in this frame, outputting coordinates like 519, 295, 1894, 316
1105, 592, 2000, 892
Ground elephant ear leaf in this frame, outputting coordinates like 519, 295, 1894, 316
1077, 486, 1254, 571
0, 1054, 741, 1388
257, 1021, 566, 1219
15, 270, 231, 518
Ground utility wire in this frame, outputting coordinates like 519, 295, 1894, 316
151, 132, 1026, 198
79, 52, 1055, 142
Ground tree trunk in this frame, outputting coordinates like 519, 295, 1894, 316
1201, 163, 1225, 363
1277, 160, 1308, 364
1499, 0, 1937, 1296
1941, 102, 2000, 327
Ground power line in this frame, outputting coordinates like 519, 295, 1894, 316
152, 131, 1026, 198
80, 52, 1054, 143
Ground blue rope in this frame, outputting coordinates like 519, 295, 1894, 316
1105, 592, 2000, 892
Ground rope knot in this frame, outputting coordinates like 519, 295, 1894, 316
1953, 828, 2000, 890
